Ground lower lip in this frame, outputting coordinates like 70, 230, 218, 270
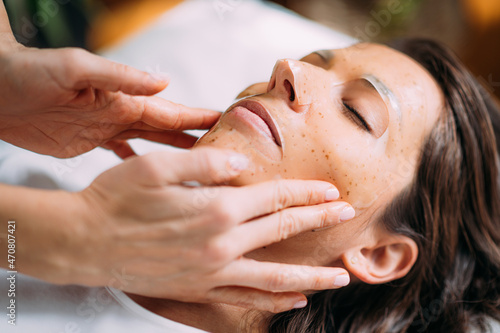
224, 106, 282, 160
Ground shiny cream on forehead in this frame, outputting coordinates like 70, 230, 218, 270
313, 49, 401, 121
362, 74, 401, 121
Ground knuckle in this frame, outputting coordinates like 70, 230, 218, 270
194, 148, 213, 164
276, 211, 298, 241
63, 48, 87, 67
204, 239, 232, 265
167, 104, 184, 130
271, 180, 316, 211
270, 180, 322, 210
134, 153, 164, 183
64, 47, 86, 60
136, 97, 147, 115
295, 183, 316, 205
206, 162, 230, 185
206, 198, 236, 229
266, 269, 289, 290
308, 273, 323, 290
61, 48, 88, 81
113, 61, 129, 76
195, 149, 221, 180
303, 187, 317, 204
192, 147, 235, 184
109, 62, 130, 90
315, 208, 330, 229
271, 181, 292, 211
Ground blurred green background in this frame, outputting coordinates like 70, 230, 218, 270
2, 0, 91, 48
2, 0, 424, 48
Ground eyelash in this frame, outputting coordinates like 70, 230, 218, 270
341, 101, 371, 132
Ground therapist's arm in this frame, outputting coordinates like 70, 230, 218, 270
0, 147, 353, 313
0, 2, 220, 158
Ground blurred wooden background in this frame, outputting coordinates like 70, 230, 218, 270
271, 0, 500, 99
4, 0, 500, 99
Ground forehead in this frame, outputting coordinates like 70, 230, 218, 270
316, 43, 443, 140
324, 44, 442, 114
324, 44, 445, 205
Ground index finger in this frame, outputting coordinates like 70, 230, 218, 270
216, 258, 350, 292
225, 179, 340, 223
68, 49, 169, 96
132, 96, 221, 131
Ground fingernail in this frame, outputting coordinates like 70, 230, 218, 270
325, 188, 340, 201
293, 300, 307, 309
228, 154, 249, 171
339, 206, 355, 222
149, 73, 170, 83
334, 274, 350, 287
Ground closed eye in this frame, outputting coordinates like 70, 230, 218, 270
342, 102, 371, 132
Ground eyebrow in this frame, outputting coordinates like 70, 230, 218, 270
361, 74, 402, 122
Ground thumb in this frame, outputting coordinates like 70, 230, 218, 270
68, 48, 169, 96
206, 287, 307, 313
130, 147, 250, 186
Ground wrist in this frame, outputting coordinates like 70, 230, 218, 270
62, 190, 101, 285
60, 189, 113, 287
44, 190, 104, 286
0, 185, 91, 285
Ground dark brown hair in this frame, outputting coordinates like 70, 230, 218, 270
266, 39, 500, 332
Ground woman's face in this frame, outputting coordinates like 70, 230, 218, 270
196, 43, 443, 268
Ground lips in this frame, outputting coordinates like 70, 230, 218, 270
229, 99, 282, 147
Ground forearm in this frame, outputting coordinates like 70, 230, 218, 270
0, 183, 86, 284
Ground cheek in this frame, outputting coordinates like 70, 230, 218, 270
278, 110, 391, 209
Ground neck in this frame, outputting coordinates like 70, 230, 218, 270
126, 293, 270, 333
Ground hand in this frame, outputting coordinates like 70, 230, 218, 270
0, 26, 219, 157
51, 147, 352, 313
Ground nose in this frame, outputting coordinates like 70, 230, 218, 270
267, 59, 311, 113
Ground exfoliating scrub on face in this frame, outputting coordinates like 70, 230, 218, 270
196, 43, 443, 268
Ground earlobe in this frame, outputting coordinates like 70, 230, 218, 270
341, 236, 418, 284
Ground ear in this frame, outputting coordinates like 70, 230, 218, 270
236, 82, 268, 99
341, 235, 418, 284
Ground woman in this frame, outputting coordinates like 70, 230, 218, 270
5, 38, 498, 333
125, 38, 500, 332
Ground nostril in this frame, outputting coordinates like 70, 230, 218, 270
284, 79, 295, 102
